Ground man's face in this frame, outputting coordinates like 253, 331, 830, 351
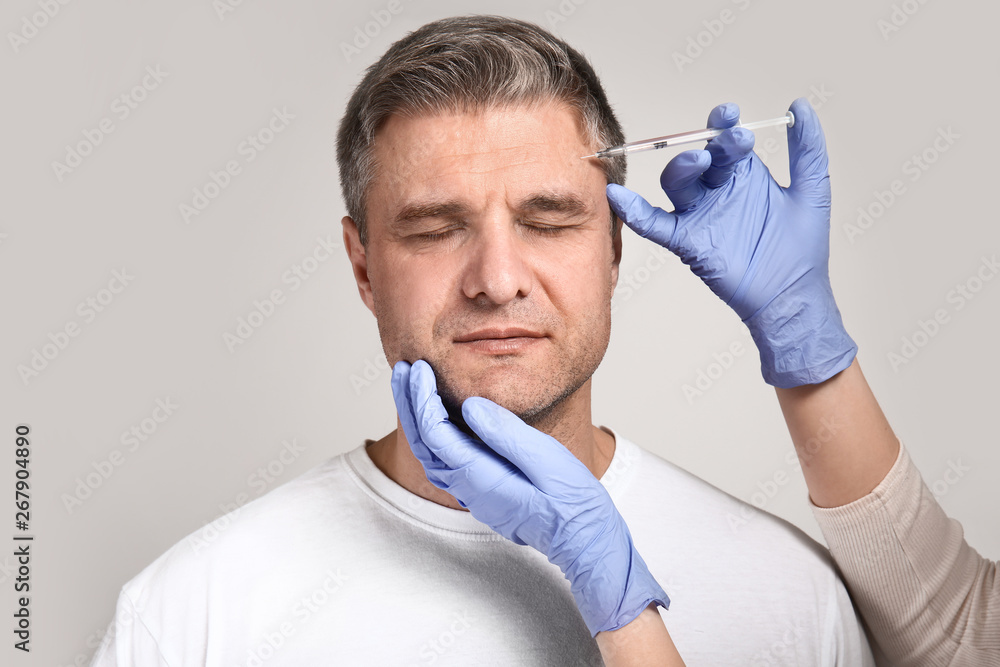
343, 101, 621, 424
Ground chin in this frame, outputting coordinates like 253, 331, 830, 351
438, 371, 581, 431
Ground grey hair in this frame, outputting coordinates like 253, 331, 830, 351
336, 14, 626, 245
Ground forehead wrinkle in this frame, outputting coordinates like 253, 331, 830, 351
432, 140, 551, 176
369, 105, 603, 228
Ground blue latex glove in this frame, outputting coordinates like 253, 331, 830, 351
391, 360, 668, 637
606, 98, 857, 388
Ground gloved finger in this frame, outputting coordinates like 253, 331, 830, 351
707, 102, 741, 130
658, 150, 713, 212
392, 361, 432, 468
607, 183, 681, 249
462, 396, 593, 496
408, 361, 516, 493
390, 361, 449, 482
406, 361, 481, 470
391, 363, 474, 507
786, 97, 831, 207
701, 127, 755, 188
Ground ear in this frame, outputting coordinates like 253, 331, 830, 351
342, 216, 376, 314
610, 215, 623, 289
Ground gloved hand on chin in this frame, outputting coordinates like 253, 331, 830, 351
391, 359, 668, 637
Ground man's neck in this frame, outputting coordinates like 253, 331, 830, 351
366, 385, 616, 511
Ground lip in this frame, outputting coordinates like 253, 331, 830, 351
453, 327, 545, 342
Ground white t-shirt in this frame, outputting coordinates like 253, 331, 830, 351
90, 429, 875, 666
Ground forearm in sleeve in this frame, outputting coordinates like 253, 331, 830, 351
811, 441, 999, 666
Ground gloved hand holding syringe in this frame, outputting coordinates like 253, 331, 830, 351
582, 111, 794, 159
605, 98, 857, 387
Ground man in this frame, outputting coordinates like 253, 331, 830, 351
91, 15, 874, 666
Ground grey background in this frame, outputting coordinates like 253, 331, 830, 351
2, 0, 997, 663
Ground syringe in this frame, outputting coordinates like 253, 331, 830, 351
581, 111, 795, 159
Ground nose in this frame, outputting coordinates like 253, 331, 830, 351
460, 219, 534, 305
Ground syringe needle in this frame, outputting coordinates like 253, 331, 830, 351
582, 111, 795, 159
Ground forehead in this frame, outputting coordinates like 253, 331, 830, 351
367, 102, 606, 219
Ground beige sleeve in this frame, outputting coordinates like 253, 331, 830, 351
810, 441, 999, 667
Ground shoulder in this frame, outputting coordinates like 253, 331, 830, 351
607, 433, 875, 663
121, 449, 361, 604
100, 449, 374, 663
611, 434, 837, 576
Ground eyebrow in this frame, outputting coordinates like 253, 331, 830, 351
516, 193, 589, 217
393, 201, 470, 226
392, 193, 589, 226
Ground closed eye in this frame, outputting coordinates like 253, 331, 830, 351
521, 219, 580, 235
416, 229, 457, 241
407, 224, 464, 243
